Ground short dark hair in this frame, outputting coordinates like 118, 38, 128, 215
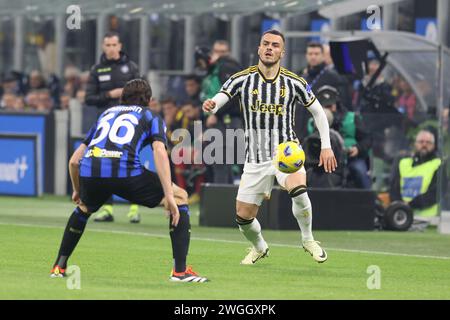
182, 100, 199, 108
213, 40, 230, 48
104, 31, 120, 41
160, 96, 177, 106
185, 74, 201, 84
262, 29, 285, 43
307, 41, 324, 52
120, 79, 152, 106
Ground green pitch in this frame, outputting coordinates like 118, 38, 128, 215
1, 195, 449, 300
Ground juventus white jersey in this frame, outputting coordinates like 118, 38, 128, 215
220, 65, 316, 163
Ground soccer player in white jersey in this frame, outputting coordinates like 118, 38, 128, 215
203, 30, 337, 264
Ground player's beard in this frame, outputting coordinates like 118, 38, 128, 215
259, 56, 281, 68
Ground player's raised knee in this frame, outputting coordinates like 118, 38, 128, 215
289, 185, 307, 198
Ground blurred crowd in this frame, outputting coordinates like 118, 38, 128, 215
0, 67, 89, 112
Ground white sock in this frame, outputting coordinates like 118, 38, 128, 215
238, 218, 268, 252
292, 193, 314, 242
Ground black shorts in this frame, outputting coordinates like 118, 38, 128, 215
79, 169, 165, 213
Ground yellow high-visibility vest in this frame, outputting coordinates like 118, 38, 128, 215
399, 157, 441, 217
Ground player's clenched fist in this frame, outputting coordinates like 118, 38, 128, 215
202, 99, 216, 113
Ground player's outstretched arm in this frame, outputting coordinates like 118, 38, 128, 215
153, 140, 180, 227
202, 92, 230, 114
69, 143, 87, 206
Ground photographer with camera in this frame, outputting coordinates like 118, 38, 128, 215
195, 41, 243, 184
306, 86, 372, 189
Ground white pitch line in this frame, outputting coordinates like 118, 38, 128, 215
1, 221, 450, 261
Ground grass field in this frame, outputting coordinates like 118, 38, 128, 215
1, 195, 450, 300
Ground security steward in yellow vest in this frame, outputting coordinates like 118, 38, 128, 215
389, 130, 444, 218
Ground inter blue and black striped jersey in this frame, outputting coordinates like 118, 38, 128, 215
79, 105, 167, 178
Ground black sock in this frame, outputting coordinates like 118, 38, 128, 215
169, 205, 191, 273
53, 207, 91, 269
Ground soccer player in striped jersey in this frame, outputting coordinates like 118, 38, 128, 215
50, 79, 207, 282
203, 30, 337, 264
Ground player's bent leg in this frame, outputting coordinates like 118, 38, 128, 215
236, 200, 269, 265
285, 172, 327, 263
51, 206, 92, 277
114, 171, 207, 282
164, 184, 208, 282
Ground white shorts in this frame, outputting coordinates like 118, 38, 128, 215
236, 160, 306, 206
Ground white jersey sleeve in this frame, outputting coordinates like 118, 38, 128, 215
306, 99, 332, 149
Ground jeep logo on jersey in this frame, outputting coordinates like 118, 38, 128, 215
249, 100, 285, 116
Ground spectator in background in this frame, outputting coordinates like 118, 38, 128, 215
396, 78, 416, 120
59, 93, 71, 110
0, 93, 13, 109
303, 106, 346, 188
75, 71, 90, 104
296, 42, 351, 139
198, 40, 241, 103
25, 90, 40, 110
389, 129, 445, 223
184, 75, 202, 107
356, 54, 400, 171
149, 97, 162, 115
15, 96, 25, 111
443, 106, 449, 134
24, 89, 53, 112
63, 66, 82, 98
1, 72, 21, 96
358, 55, 396, 114
85, 31, 141, 223
0, 93, 22, 111
181, 102, 201, 134
315, 85, 372, 189
36, 89, 54, 112
27, 70, 61, 107
85, 31, 140, 116
161, 97, 189, 148
161, 97, 190, 187
300, 42, 351, 105
29, 70, 47, 91
176, 102, 205, 204
196, 40, 242, 184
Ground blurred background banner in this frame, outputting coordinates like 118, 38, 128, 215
0, 133, 40, 196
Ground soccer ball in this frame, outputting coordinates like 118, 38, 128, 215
273, 141, 306, 173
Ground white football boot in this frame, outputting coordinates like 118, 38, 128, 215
302, 240, 327, 263
240, 246, 269, 265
